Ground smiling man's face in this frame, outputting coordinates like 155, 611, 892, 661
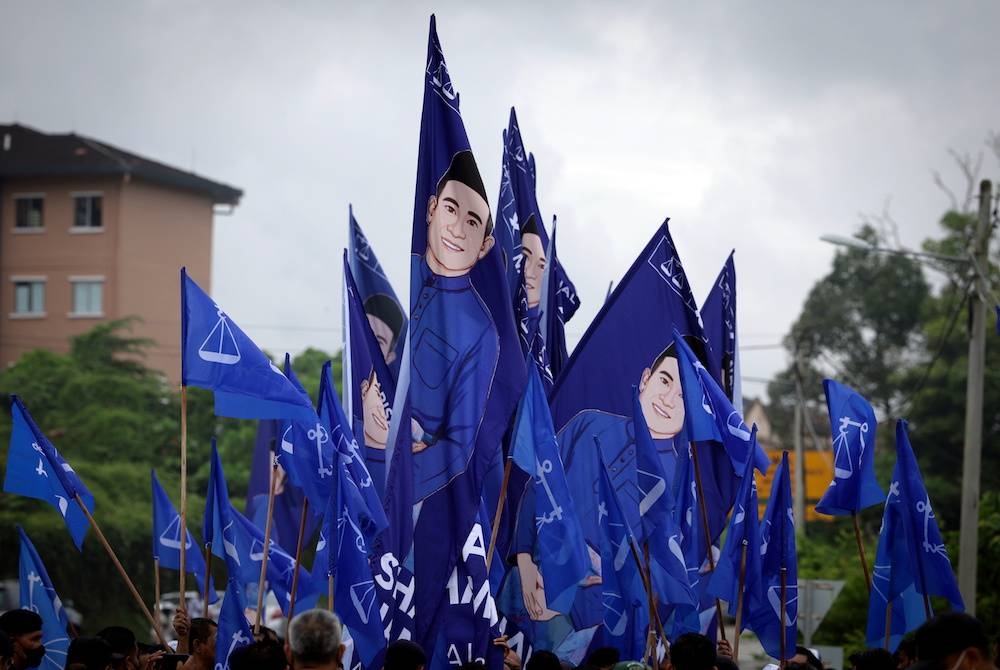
638, 355, 684, 438
425, 179, 494, 277
361, 374, 389, 449
520, 231, 546, 309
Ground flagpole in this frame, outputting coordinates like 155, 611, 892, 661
779, 566, 788, 665
641, 542, 670, 659
626, 539, 657, 665
328, 574, 334, 612
733, 539, 748, 661
286, 498, 311, 636
689, 442, 728, 642
202, 545, 212, 608
179, 386, 189, 602
254, 459, 279, 634
486, 459, 513, 572
75, 494, 169, 647
851, 513, 872, 594
153, 558, 162, 643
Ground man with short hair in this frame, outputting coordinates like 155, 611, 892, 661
383, 639, 426, 670
97, 626, 138, 670
229, 638, 287, 670
0, 609, 46, 670
180, 618, 217, 670
915, 613, 994, 670
285, 609, 344, 670
667, 633, 717, 670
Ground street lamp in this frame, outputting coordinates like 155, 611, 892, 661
821, 180, 994, 615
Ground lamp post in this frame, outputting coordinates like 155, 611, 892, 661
821, 179, 993, 614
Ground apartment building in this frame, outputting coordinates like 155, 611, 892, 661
0, 123, 242, 383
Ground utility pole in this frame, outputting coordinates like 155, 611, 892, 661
958, 179, 992, 613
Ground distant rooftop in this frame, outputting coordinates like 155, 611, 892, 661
0, 123, 242, 206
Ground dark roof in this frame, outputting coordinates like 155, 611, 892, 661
0, 123, 242, 206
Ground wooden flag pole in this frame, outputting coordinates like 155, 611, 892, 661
328, 574, 335, 613
779, 567, 788, 666
286, 498, 311, 635
179, 386, 189, 602
733, 540, 748, 661
75, 494, 169, 647
254, 460, 279, 634
689, 442, 728, 642
153, 558, 162, 643
852, 513, 872, 594
486, 459, 513, 572
641, 543, 670, 659
202, 545, 213, 608
883, 602, 893, 649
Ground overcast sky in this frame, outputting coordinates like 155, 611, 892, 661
2, 1, 998, 400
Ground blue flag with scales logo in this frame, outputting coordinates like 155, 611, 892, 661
865, 420, 963, 650
700, 251, 739, 403
215, 578, 254, 670
5, 396, 94, 550
815, 379, 885, 516
181, 267, 316, 422
151, 470, 217, 603
18, 526, 70, 670
748, 451, 797, 661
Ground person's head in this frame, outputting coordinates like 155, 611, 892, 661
526, 650, 561, 670
915, 613, 992, 670
361, 369, 389, 449
383, 639, 426, 670
458, 662, 485, 670
850, 649, 894, 670
0, 609, 44, 669
668, 633, 717, 670
364, 294, 405, 365
894, 638, 917, 670
65, 636, 113, 670
0, 630, 14, 669
188, 618, 217, 665
425, 150, 494, 278
519, 215, 546, 309
229, 638, 287, 670
638, 342, 685, 439
716, 657, 740, 670
586, 647, 621, 670
286, 609, 343, 669
790, 647, 823, 670
97, 626, 137, 670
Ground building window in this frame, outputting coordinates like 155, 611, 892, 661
73, 194, 103, 229
70, 279, 103, 317
14, 196, 44, 230
12, 280, 45, 316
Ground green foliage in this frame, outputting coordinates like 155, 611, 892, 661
0, 319, 340, 638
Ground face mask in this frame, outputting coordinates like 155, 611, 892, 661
948, 650, 968, 670
23, 645, 46, 668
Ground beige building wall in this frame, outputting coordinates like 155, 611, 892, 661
117, 178, 213, 384
0, 175, 216, 384
1, 176, 123, 366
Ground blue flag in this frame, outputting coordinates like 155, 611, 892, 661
5, 396, 94, 550
706, 429, 764, 629
541, 217, 577, 382
671, 448, 717, 638
395, 16, 526, 663
204, 440, 238, 574
500, 364, 589, 650
673, 330, 770, 476
815, 379, 885, 516
700, 251, 739, 403
597, 458, 648, 660
632, 386, 698, 627
18, 526, 70, 670
318, 360, 388, 545
180, 268, 316, 422
749, 451, 797, 661
246, 418, 315, 555
151, 470, 217, 603
865, 420, 963, 650
349, 207, 408, 382
323, 447, 387, 668
215, 578, 254, 670
344, 254, 397, 500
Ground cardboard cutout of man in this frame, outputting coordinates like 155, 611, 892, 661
410, 150, 500, 502
358, 367, 390, 499
520, 215, 546, 311
505, 341, 686, 645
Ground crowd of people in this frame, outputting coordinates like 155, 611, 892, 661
0, 605, 993, 670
